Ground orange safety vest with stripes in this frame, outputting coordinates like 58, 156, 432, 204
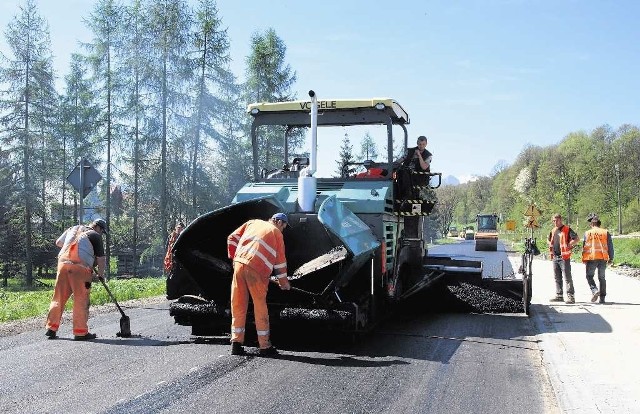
582, 227, 610, 262
227, 219, 287, 279
550, 225, 573, 260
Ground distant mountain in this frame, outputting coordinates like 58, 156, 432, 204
441, 175, 460, 186
441, 174, 481, 186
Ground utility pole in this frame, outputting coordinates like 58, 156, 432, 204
615, 164, 622, 235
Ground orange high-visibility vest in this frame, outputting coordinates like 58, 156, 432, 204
582, 227, 610, 261
550, 225, 573, 260
227, 219, 287, 279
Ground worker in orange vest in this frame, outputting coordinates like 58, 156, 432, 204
227, 213, 291, 357
582, 214, 614, 304
547, 213, 579, 304
164, 221, 185, 273
46, 218, 108, 340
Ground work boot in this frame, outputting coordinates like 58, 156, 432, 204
74, 333, 97, 341
231, 342, 245, 356
45, 329, 57, 339
549, 296, 564, 302
565, 294, 575, 304
258, 346, 279, 357
591, 289, 600, 303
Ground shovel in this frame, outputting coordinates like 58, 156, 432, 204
202, 246, 349, 280
98, 277, 132, 338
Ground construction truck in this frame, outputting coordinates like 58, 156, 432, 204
475, 213, 499, 251
166, 92, 527, 337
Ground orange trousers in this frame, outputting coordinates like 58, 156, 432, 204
230, 262, 271, 349
46, 261, 93, 336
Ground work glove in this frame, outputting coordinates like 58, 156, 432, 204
278, 278, 291, 291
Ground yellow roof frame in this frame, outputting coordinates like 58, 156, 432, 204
247, 98, 409, 124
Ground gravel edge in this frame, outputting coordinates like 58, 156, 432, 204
0, 295, 167, 338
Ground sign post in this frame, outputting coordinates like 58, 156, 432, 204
66, 158, 102, 222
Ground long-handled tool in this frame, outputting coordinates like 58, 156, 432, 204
201, 246, 349, 280
98, 277, 132, 338
269, 278, 331, 306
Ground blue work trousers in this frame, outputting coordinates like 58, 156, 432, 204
585, 260, 607, 297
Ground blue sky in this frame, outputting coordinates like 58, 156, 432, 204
1, 0, 639, 181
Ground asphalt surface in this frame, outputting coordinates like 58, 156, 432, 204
433, 239, 640, 414
1, 239, 638, 413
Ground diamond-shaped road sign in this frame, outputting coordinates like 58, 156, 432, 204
67, 159, 102, 199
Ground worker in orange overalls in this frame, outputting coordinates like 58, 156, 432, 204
164, 221, 185, 273
45, 218, 108, 340
227, 213, 291, 357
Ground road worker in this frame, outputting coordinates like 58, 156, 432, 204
547, 213, 579, 304
582, 214, 614, 304
164, 221, 185, 273
45, 218, 108, 340
227, 213, 291, 356
397, 135, 432, 172
394, 135, 435, 201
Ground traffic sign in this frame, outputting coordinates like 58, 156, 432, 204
67, 158, 102, 199
524, 216, 540, 229
524, 204, 541, 218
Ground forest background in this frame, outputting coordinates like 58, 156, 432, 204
1, 0, 638, 286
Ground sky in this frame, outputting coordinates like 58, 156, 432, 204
1, 0, 639, 182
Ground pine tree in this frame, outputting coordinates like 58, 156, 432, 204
146, 0, 192, 243
0, 0, 56, 286
335, 133, 356, 177
244, 28, 298, 179
359, 131, 379, 161
58, 54, 101, 229
188, 0, 234, 217
115, 0, 154, 277
84, 0, 127, 277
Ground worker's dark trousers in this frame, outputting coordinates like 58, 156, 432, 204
552, 257, 575, 296
585, 260, 607, 297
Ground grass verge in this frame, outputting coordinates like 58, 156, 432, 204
0, 277, 166, 323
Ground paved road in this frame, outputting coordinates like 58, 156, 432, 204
1, 239, 638, 413
436, 237, 640, 413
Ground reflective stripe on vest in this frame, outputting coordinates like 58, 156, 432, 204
582, 228, 610, 261
227, 220, 287, 277
551, 225, 572, 260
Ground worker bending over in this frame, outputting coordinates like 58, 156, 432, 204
227, 213, 291, 356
